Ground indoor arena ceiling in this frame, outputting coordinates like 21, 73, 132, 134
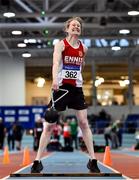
0, 0, 139, 81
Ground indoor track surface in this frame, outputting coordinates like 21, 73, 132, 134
9, 151, 126, 180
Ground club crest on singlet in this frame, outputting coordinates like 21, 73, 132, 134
79, 51, 83, 57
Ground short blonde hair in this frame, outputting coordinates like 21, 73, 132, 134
64, 17, 83, 32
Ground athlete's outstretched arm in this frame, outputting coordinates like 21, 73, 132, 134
52, 41, 64, 90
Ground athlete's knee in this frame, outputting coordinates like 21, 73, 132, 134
43, 123, 53, 135
79, 120, 89, 130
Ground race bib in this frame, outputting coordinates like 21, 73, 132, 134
62, 65, 80, 79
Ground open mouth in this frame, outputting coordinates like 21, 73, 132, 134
72, 29, 80, 32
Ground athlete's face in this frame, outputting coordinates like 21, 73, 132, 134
66, 20, 81, 36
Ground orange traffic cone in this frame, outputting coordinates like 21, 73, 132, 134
103, 146, 112, 166
22, 147, 31, 166
3, 146, 10, 164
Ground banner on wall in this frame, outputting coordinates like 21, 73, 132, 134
0, 106, 47, 129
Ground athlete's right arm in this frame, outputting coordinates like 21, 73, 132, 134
52, 41, 64, 90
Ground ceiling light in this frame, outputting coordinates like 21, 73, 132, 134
41, 11, 46, 16
43, 29, 49, 36
99, 77, 104, 83
17, 43, 26, 48
35, 77, 45, 88
47, 41, 52, 46
24, 39, 37, 43
121, 76, 125, 80
124, 79, 130, 85
53, 39, 60, 45
119, 29, 130, 34
119, 79, 130, 87
12, 30, 22, 35
28, 39, 37, 43
37, 45, 41, 49
111, 42, 121, 51
24, 39, 28, 44
95, 79, 102, 87
43, 44, 47, 48
22, 53, 31, 58
3, 12, 15, 18
97, 94, 101, 100
119, 80, 126, 87
128, 11, 139, 16
120, 75, 128, 80
37, 39, 42, 43
111, 46, 121, 51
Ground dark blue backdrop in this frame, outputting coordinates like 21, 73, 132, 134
0, 106, 47, 129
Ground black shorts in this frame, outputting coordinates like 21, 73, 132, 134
49, 84, 87, 111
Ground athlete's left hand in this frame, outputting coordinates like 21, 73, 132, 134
52, 81, 59, 91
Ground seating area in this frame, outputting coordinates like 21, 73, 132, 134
21, 133, 136, 151
124, 114, 139, 133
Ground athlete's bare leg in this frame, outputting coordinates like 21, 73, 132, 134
35, 122, 54, 160
76, 109, 96, 159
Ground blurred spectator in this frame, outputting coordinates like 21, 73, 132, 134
69, 118, 78, 149
33, 118, 43, 151
7, 123, 16, 151
63, 119, 71, 148
112, 98, 118, 105
99, 109, 111, 122
52, 123, 62, 141
0, 117, 6, 150
111, 121, 119, 149
13, 123, 24, 150
104, 124, 112, 146
116, 120, 123, 147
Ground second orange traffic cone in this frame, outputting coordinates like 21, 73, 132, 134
3, 146, 10, 164
22, 147, 31, 166
103, 146, 112, 166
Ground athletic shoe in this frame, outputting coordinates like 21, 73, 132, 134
87, 159, 100, 173
31, 160, 43, 173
